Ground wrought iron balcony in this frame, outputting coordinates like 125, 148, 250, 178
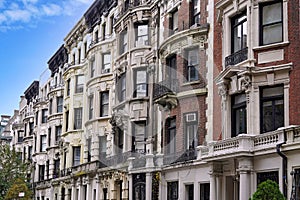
153, 79, 178, 100
225, 47, 248, 67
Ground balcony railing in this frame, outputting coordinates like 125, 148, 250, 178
163, 149, 196, 165
153, 79, 178, 100
225, 47, 248, 67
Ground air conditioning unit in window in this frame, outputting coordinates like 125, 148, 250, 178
186, 113, 196, 122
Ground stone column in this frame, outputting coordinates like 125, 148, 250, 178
210, 173, 216, 200
128, 174, 133, 200
71, 181, 76, 200
238, 157, 252, 200
146, 173, 152, 200
216, 175, 222, 200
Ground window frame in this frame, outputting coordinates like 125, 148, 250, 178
191, 0, 200, 26
118, 74, 126, 102
40, 135, 47, 152
74, 107, 83, 130
42, 109, 48, 123
75, 75, 84, 93
135, 23, 149, 47
170, 10, 178, 35
90, 58, 96, 78
184, 112, 198, 150
260, 85, 284, 133
100, 91, 109, 117
119, 29, 128, 55
166, 117, 176, 155
55, 125, 62, 143
73, 146, 81, 166
185, 48, 199, 82
231, 93, 247, 137
231, 11, 247, 54
132, 121, 147, 154
102, 53, 111, 74
259, 1, 283, 46
88, 94, 94, 120
167, 181, 178, 200
134, 69, 148, 98
57, 96, 63, 113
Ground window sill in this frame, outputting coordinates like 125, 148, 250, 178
253, 41, 290, 51
182, 80, 200, 86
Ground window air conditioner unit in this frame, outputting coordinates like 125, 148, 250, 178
186, 113, 196, 122
102, 68, 110, 73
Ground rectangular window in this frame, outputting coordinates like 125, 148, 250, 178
39, 165, 45, 181
99, 136, 107, 159
260, 85, 284, 133
65, 110, 69, 132
191, 0, 200, 25
17, 130, 23, 143
89, 94, 94, 120
90, 59, 95, 78
29, 122, 34, 135
100, 91, 109, 117
134, 69, 147, 97
292, 169, 300, 199
42, 109, 48, 123
119, 74, 126, 102
232, 93, 247, 136
186, 48, 199, 82
132, 122, 146, 154
102, 23, 106, 40
167, 181, 178, 200
49, 99, 53, 115
57, 96, 63, 113
170, 10, 178, 35
28, 146, 32, 160
67, 79, 71, 96
102, 53, 111, 74
78, 48, 81, 63
75, 75, 84, 93
259, 1, 283, 45
46, 160, 49, 179
231, 11, 247, 53
120, 30, 128, 54
40, 135, 47, 152
53, 159, 60, 178
166, 117, 176, 154
115, 128, 124, 154
35, 111, 39, 125
73, 146, 81, 166
257, 171, 279, 185
55, 125, 62, 143
103, 188, 108, 200
48, 128, 51, 147
87, 138, 92, 162
110, 15, 114, 35
200, 183, 210, 200
186, 184, 194, 200
184, 113, 198, 149
135, 24, 149, 46
95, 30, 99, 43
74, 107, 83, 129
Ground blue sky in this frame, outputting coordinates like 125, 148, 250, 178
0, 0, 94, 116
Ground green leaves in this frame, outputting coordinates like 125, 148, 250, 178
0, 142, 32, 199
250, 180, 285, 200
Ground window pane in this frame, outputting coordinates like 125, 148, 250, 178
262, 101, 273, 132
274, 99, 284, 130
262, 86, 284, 97
263, 23, 282, 45
262, 2, 282, 24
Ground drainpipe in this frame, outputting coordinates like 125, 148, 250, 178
276, 129, 287, 198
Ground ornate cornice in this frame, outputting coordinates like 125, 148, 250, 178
48, 45, 68, 77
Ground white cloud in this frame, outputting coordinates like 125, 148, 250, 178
0, 0, 93, 31
41, 4, 62, 16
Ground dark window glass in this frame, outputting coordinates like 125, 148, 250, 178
232, 93, 247, 136
186, 184, 194, 200
184, 113, 198, 149
57, 96, 63, 113
42, 109, 48, 123
200, 183, 210, 200
40, 135, 47, 152
90, 59, 95, 78
118, 74, 126, 102
166, 117, 176, 154
191, 0, 200, 25
74, 107, 83, 129
102, 53, 111, 74
39, 165, 45, 181
260, 86, 284, 133
186, 48, 199, 82
170, 10, 178, 35
257, 171, 279, 185
259, 1, 283, 45
231, 11, 247, 53
87, 138, 92, 162
120, 30, 128, 54
73, 146, 81, 166
99, 136, 107, 159
89, 94, 94, 120
100, 91, 109, 117
134, 69, 147, 97
75, 75, 84, 93
167, 181, 178, 200
55, 125, 62, 143
67, 79, 71, 96
132, 122, 146, 153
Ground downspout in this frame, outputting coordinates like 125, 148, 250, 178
276, 129, 287, 198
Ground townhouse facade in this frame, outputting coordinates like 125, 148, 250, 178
3, 0, 300, 199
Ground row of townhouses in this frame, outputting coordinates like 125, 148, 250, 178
3, 0, 300, 199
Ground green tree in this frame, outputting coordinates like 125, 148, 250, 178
4, 178, 32, 200
250, 180, 285, 200
0, 142, 31, 200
